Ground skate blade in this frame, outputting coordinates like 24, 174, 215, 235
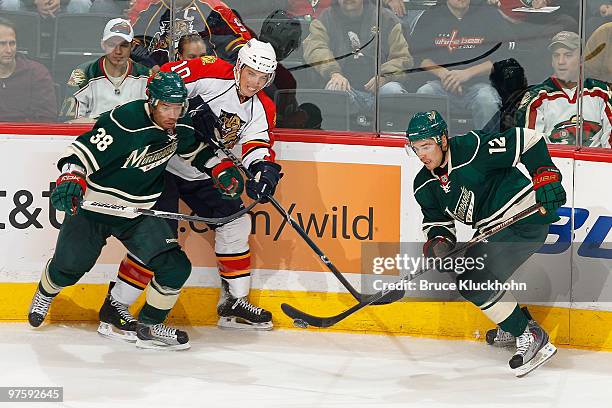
487, 339, 516, 348
513, 342, 557, 377
217, 316, 273, 331
135, 338, 191, 351
97, 322, 137, 343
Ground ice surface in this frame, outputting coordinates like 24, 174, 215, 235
1, 323, 611, 408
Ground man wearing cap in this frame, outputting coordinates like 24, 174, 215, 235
60, 18, 151, 123
516, 31, 612, 148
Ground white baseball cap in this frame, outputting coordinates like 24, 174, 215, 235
102, 18, 134, 43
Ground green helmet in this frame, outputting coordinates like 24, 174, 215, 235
406, 110, 448, 146
147, 71, 188, 104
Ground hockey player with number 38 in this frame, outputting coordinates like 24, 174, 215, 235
101, 38, 281, 336
27, 72, 243, 350
406, 111, 566, 376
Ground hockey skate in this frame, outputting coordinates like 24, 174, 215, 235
486, 307, 531, 347
28, 288, 55, 328
97, 294, 138, 343
217, 296, 273, 331
135, 322, 190, 351
509, 320, 557, 377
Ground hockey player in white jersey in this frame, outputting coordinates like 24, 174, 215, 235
99, 39, 280, 339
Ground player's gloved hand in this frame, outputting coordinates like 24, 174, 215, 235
246, 160, 283, 203
211, 159, 244, 200
532, 166, 566, 213
423, 236, 455, 273
189, 96, 220, 144
51, 172, 87, 215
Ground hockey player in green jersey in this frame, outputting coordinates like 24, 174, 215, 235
27, 71, 244, 350
406, 110, 566, 376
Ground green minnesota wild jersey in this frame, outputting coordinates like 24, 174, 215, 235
413, 127, 558, 242
59, 99, 215, 225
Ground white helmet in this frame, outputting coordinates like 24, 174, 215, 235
234, 39, 277, 92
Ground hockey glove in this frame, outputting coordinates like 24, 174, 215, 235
532, 166, 566, 213
423, 236, 455, 273
189, 97, 221, 144
211, 159, 244, 200
246, 161, 283, 203
51, 172, 87, 215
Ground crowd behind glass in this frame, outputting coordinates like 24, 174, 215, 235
0, 0, 610, 148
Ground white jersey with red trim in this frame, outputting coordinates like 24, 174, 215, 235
160, 56, 277, 181
516, 77, 612, 148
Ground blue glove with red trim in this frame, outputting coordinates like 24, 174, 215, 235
532, 166, 566, 213
51, 173, 87, 215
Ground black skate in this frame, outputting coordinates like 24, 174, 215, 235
28, 288, 55, 328
486, 326, 515, 347
217, 297, 273, 331
97, 294, 138, 343
509, 320, 557, 377
135, 322, 190, 350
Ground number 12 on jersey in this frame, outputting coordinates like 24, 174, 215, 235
488, 137, 506, 154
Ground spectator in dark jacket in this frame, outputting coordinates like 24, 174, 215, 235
0, 17, 57, 123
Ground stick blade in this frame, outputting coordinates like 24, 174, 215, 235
281, 303, 328, 328
364, 289, 405, 305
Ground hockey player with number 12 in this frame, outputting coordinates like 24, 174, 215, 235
406, 111, 566, 376
102, 39, 281, 336
28, 72, 243, 350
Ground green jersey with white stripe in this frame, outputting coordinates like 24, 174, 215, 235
413, 127, 558, 243
59, 99, 215, 225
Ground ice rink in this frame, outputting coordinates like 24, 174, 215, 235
1, 323, 611, 408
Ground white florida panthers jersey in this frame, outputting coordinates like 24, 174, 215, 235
161, 56, 277, 181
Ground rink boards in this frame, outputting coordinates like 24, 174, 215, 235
0, 130, 610, 350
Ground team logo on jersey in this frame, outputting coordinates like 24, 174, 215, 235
438, 173, 451, 193
67, 68, 87, 87
434, 30, 485, 52
200, 56, 217, 64
218, 110, 245, 148
453, 186, 475, 224
549, 116, 602, 145
122, 140, 178, 172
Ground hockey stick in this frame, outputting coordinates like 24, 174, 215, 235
204, 133, 404, 306
281, 203, 544, 328
80, 199, 258, 225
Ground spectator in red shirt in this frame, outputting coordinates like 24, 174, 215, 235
0, 17, 57, 123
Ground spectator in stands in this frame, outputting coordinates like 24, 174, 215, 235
303, 0, 413, 125
585, 22, 612, 84
586, 1, 612, 37
287, 0, 332, 21
0, 0, 92, 15
60, 18, 150, 123
411, 0, 510, 129
515, 31, 612, 148
0, 17, 56, 122
177, 33, 207, 60
128, 0, 252, 65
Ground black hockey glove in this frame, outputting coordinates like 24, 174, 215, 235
423, 236, 455, 273
189, 96, 221, 144
532, 166, 566, 213
246, 161, 283, 203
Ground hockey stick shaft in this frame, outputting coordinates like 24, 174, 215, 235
80, 199, 258, 225
282, 203, 544, 328
207, 136, 401, 304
